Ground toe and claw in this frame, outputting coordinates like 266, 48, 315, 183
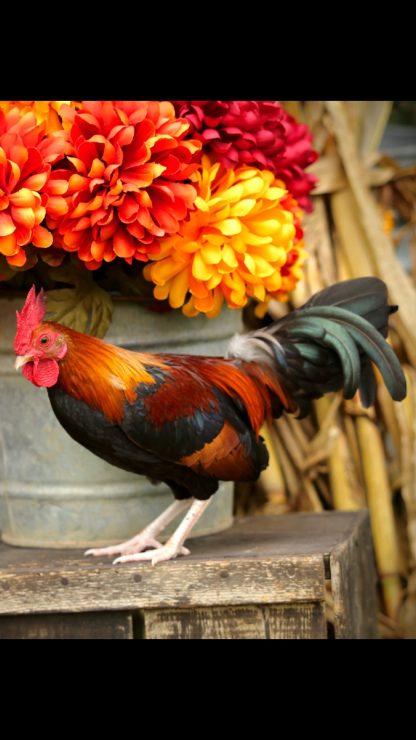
85, 537, 189, 566
84, 498, 210, 566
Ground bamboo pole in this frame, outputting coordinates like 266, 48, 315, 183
302, 196, 337, 287
326, 101, 416, 367
356, 414, 403, 619
272, 431, 302, 505
343, 413, 365, 502
394, 366, 416, 563
302, 478, 324, 512
257, 423, 289, 513
314, 396, 361, 511
331, 188, 375, 277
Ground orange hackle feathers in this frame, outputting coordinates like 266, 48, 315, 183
46, 323, 167, 423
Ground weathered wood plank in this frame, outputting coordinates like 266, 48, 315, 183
330, 510, 378, 638
144, 606, 269, 639
0, 555, 325, 615
144, 602, 327, 639
0, 511, 362, 568
266, 602, 327, 639
0, 611, 133, 639
0, 512, 377, 639
0, 511, 359, 617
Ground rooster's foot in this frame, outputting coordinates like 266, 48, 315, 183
84, 500, 192, 559
113, 543, 191, 566
84, 535, 164, 558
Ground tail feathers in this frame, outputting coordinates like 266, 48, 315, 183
227, 277, 406, 418
302, 276, 392, 312
281, 306, 406, 401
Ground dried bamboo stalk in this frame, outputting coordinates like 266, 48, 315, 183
358, 102, 393, 159
274, 416, 306, 471
302, 196, 337, 287
309, 394, 342, 452
356, 414, 403, 619
289, 276, 310, 309
331, 187, 375, 276
335, 239, 352, 281
394, 366, 416, 563
304, 251, 325, 296
257, 423, 289, 513
302, 478, 324, 512
285, 415, 310, 456
301, 446, 333, 472
314, 475, 332, 507
314, 396, 361, 510
272, 431, 302, 505
377, 383, 402, 467
326, 100, 416, 367
343, 414, 365, 501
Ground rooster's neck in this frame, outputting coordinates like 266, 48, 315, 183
54, 326, 164, 423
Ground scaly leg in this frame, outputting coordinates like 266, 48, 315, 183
113, 498, 212, 566
84, 499, 192, 558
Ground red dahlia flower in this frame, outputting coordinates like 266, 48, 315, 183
174, 101, 317, 211
49, 101, 202, 269
0, 108, 67, 267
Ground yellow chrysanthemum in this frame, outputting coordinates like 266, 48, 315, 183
0, 101, 70, 133
143, 156, 305, 317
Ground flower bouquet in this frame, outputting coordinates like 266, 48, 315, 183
0, 100, 317, 334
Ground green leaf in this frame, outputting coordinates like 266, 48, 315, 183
45, 265, 113, 338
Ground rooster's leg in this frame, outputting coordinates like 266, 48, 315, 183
84, 499, 192, 558
113, 498, 212, 566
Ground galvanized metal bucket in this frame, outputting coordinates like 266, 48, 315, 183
0, 296, 241, 548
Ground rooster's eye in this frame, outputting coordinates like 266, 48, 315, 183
40, 336, 50, 346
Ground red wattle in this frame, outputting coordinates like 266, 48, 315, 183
31, 359, 59, 387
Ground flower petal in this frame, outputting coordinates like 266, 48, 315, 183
32, 224, 53, 248
113, 229, 136, 258
192, 251, 214, 281
0, 212, 16, 236
20, 172, 49, 191
215, 218, 241, 236
230, 198, 256, 217
6, 247, 27, 266
0, 231, 18, 254
169, 268, 190, 308
221, 244, 239, 269
8, 188, 39, 208
10, 207, 35, 229
201, 243, 221, 264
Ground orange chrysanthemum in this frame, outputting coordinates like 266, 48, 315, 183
0, 101, 71, 134
143, 156, 305, 317
0, 108, 67, 268
47, 101, 202, 270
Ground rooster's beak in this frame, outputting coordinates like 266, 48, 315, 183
15, 355, 34, 371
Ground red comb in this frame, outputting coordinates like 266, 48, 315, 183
14, 285, 46, 355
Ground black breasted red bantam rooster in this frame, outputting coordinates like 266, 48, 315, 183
14, 278, 406, 565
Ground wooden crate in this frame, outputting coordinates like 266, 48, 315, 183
0, 511, 377, 639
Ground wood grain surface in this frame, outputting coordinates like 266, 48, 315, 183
0, 511, 377, 638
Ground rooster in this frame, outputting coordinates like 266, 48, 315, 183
14, 278, 406, 565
